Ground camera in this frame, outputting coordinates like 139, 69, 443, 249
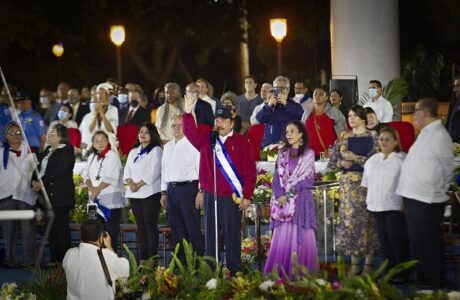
270, 87, 282, 98
87, 203, 98, 220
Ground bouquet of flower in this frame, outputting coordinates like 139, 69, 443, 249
241, 237, 257, 266
454, 143, 460, 157
260, 142, 283, 161
252, 169, 273, 204
260, 231, 272, 257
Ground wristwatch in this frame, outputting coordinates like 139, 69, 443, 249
161, 191, 167, 195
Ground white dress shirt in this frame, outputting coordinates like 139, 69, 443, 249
123, 146, 162, 199
396, 119, 454, 203
0, 142, 36, 205
83, 150, 125, 208
161, 136, 200, 191
63, 243, 129, 300
79, 105, 119, 149
155, 104, 182, 141
250, 103, 265, 125
363, 96, 393, 122
362, 151, 405, 212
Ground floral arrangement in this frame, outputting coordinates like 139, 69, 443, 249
453, 143, 460, 157
70, 174, 88, 223
241, 231, 272, 268
252, 169, 273, 204
0, 283, 36, 300
260, 142, 283, 161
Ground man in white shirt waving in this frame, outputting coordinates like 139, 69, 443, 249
63, 219, 129, 300
364, 80, 393, 123
396, 97, 454, 289
160, 114, 204, 262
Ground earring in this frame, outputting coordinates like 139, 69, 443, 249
300, 140, 303, 146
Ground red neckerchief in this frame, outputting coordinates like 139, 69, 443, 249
97, 144, 111, 160
10, 149, 21, 157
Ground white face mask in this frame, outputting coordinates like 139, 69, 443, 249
118, 94, 128, 104
293, 94, 304, 103
369, 88, 378, 98
39, 97, 49, 105
57, 111, 69, 120
89, 103, 97, 112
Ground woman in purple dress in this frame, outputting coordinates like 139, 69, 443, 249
264, 120, 318, 277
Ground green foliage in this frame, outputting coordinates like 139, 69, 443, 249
24, 265, 67, 300
383, 78, 410, 106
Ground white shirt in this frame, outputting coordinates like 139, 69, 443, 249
361, 151, 405, 212
123, 146, 162, 198
155, 103, 182, 141
63, 243, 129, 300
201, 95, 216, 114
161, 136, 200, 191
83, 150, 125, 209
0, 142, 36, 205
79, 105, 119, 149
219, 130, 234, 144
396, 119, 454, 203
250, 102, 265, 125
363, 96, 393, 122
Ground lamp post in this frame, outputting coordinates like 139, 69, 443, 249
110, 25, 126, 84
52, 42, 64, 80
270, 18, 287, 75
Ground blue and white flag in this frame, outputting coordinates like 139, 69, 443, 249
212, 136, 243, 199
94, 198, 112, 221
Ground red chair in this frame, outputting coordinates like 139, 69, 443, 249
246, 124, 265, 161
387, 121, 416, 153
117, 125, 140, 156
68, 128, 81, 148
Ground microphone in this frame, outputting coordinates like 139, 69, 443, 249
210, 130, 219, 147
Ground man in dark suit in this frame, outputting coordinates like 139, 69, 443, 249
186, 82, 214, 128
123, 90, 149, 126
117, 88, 130, 125
446, 75, 460, 143
69, 89, 90, 126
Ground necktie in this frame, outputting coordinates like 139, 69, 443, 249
126, 110, 134, 123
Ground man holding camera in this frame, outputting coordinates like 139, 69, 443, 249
63, 219, 129, 300
256, 76, 304, 148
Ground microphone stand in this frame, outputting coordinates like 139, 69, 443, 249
211, 133, 219, 265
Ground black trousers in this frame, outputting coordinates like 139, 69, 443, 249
167, 181, 204, 263
49, 207, 71, 263
97, 208, 121, 251
403, 197, 445, 288
130, 193, 162, 260
204, 192, 242, 275
373, 210, 409, 279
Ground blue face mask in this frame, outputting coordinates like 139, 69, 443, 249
369, 88, 378, 98
90, 103, 97, 112
57, 111, 69, 120
118, 94, 128, 104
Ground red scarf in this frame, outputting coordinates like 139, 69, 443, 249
97, 144, 111, 160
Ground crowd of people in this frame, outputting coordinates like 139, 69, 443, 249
0, 73, 459, 297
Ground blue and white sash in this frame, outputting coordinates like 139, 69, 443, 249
211, 135, 243, 199
94, 198, 112, 221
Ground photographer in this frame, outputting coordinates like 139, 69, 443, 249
256, 76, 303, 148
63, 219, 129, 300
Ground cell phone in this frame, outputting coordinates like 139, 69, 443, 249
87, 203, 97, 220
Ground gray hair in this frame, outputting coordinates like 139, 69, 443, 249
160, 83, 184, 130
220, 91, 237, 106
273, 76, 290, 88
169, 113, 183, 123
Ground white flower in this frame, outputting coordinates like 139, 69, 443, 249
448, 291, 460, 300
315, 279, 327, 286
259, 279, 275, 292
206, 278, 218, 290
141, 291, 151, 300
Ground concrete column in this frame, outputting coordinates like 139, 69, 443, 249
330, 0, 400, 97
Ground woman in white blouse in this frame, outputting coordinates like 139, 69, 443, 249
0, 122, 36, 266
123, 123, 162, 262
83, 130, 125, 250
361, 127, 409, 283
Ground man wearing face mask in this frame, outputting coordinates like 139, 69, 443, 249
37, 89, 56, 126
293, 80, 313, 111
68, 88, 89, 126
123, 90, 149, 126
117, 88, 130, 125
363, 80, 393, 123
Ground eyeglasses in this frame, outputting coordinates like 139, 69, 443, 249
274, 86, 289, 92
7, 130, 21, 136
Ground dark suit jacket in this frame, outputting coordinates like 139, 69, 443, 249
195, 99, 214, 127
125, 107, 150, 126
445, 100, 460, 143
118, 104, 130, 126
36, 144, 75, 208
74, 103, 90, 126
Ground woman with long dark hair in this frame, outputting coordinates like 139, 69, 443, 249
32, 124, 75, 263
123, 123, 162, 262
82, 130, 125, 250
327, 105, 379, 276
264, 120, 318, 277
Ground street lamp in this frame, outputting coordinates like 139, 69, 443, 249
52, 42, 64, 58
110, 25, 126, 84
270, 18, 287, 75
